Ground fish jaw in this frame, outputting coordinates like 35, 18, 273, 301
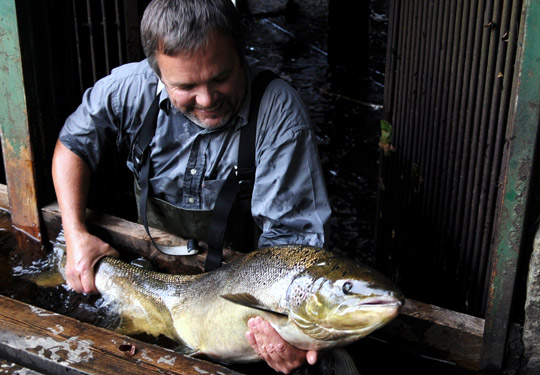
285, 260, 404, 346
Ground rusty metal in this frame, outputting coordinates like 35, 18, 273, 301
0, 0, 42, 242
481, 0, 537, 370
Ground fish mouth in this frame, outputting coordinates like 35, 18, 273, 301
336, 294, 404, 312
355, 296, 404, 308
326, 295, 404, 332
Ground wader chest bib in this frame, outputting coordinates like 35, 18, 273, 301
133, 70, 277, 271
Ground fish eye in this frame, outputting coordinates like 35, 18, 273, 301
342, 281, 354, 294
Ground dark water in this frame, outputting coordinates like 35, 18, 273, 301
0, 1, 473, 374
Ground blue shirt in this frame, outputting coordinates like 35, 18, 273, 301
59, 59, 331, 248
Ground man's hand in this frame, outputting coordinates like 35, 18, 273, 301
246, 316, 318, 374
52, 140, 119, 294
64, 230, 119, 294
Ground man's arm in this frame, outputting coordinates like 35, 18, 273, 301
52, 140, 119, 293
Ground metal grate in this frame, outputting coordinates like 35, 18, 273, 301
377, 0, 523, 317
71, 0, 147, 94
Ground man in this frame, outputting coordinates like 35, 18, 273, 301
52, 0, 330, 373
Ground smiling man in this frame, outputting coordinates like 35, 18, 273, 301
52, 0, 331, 373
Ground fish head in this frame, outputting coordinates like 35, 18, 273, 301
286, 257, 404, 345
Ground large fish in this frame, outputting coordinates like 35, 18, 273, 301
93, 244, 404, 364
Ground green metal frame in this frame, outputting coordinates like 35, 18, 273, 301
0, 0, 42, 240
481, 0, 540, 371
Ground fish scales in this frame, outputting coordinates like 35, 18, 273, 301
93, 244, 404, 364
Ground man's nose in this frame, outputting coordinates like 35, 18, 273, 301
195, 85, 214, 108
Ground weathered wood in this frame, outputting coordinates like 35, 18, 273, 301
0, 295, 242, 375
0, 358, 44, 375
401, 298, 484, 337
377, 299, 484, 371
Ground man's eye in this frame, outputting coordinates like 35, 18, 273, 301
178, 85, 194, 91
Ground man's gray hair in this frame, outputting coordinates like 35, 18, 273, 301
141, 0, 245, 76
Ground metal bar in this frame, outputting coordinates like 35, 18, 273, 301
473, 0, 512, 313
461, 0, 493, 276
86, 0, 98, 82
481, 0, 540, 370
450, 0, 479, 284
114, 0, 124, 65
0, 0, 42, 241
417, 0, 435, 184
418, 0, 440, 211
72, 0, 85, 95
425, 0, 451, 225
440, 0, 471, 276
434, 0, 463, 272
455, 0, 485, 283
467, 0, 502, 313
100, 0, 111, 73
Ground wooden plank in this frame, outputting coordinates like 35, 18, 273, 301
401, 298, 484, 337
0, 295, 241, 375
0, 1, 42, 242
376, 299, 484, 371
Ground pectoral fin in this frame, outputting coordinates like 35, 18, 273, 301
220, 293, 288, 317
330, 348, 361, 375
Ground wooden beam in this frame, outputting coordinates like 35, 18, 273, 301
0, 295, 242, 375
380, 298, 484, 371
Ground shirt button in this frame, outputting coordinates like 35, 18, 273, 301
190, 169, 197, 175
188, 197, 195, 204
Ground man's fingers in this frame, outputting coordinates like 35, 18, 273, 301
246, 317, 307, 374
80, 268, 97, 294
306, 350, 318, 365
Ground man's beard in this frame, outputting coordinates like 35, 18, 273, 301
182, 105, 234, 130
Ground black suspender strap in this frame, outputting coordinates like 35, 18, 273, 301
137, 95, 198, 256
205, 70, 277, 271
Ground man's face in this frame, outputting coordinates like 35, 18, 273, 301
156, 32, 246, 129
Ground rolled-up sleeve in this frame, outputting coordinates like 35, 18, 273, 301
58, 61, 158, 173
59, 77, 120, 173
252, 79, 331, 248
